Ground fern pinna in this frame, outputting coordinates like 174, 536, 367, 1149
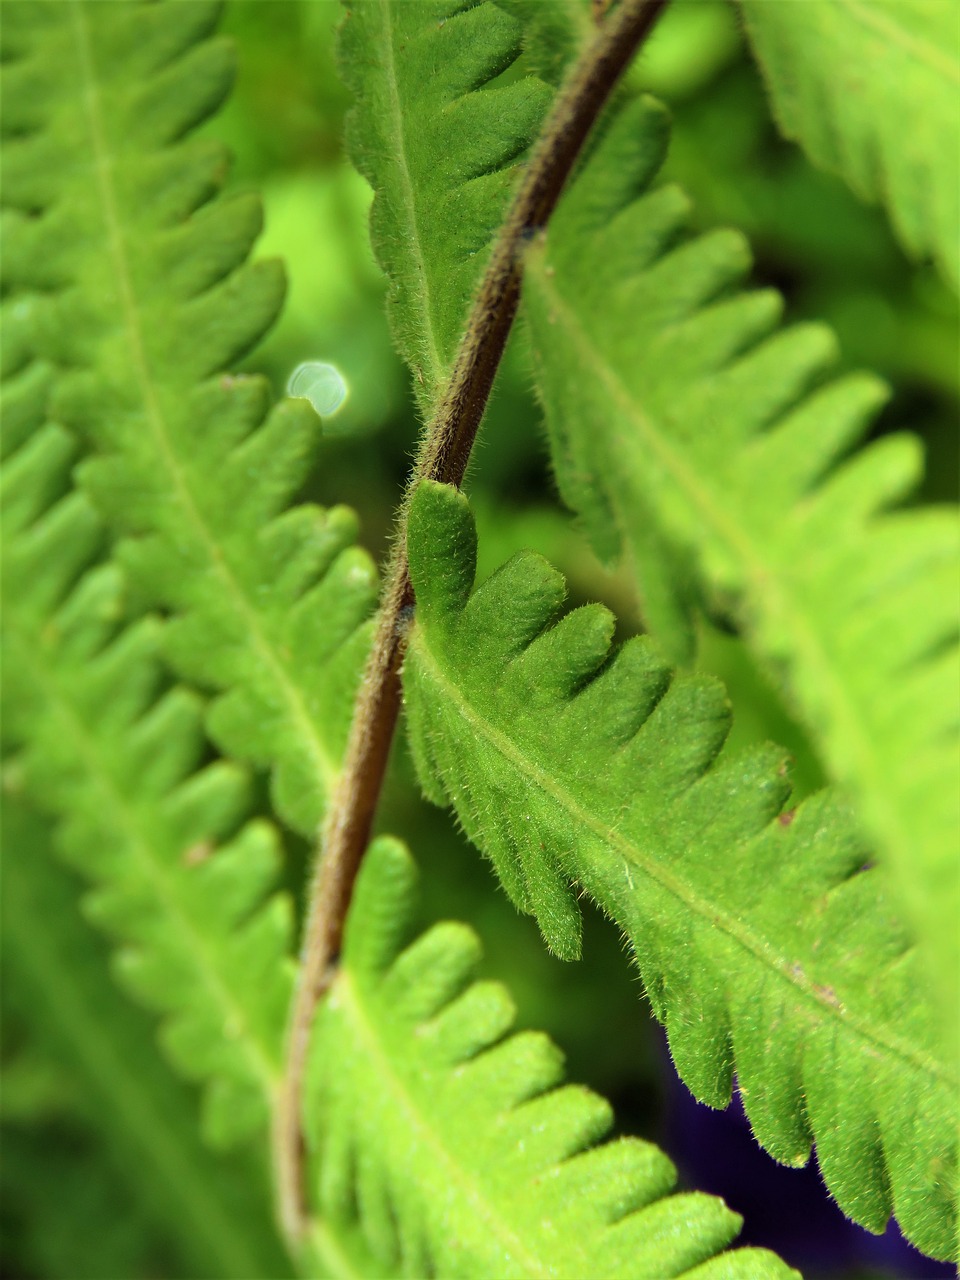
2, 0, 377, 839
1, 402, 293, 1146
403, 480, 956, 1260
523, 95, 960, 1038
306, 836, 794, 1278
2, 801, 291, 1280
1, 0, 956, 1276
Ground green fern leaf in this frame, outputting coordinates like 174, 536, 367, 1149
401, 479, 958, 1262
1, 800, 292, 1280
337, 0, 551, 410
522, 96, 960, 1031
306, 834, 796, 1279
737, 0, 960, 289
1, 421, 290, 1151
0, 0, 376, 839
495, 0, 591, 84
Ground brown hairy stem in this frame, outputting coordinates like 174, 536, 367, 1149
275, 0, 667, 1247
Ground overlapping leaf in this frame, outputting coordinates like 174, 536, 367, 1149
338, 0, 551, 412
737, 0, 960, 289
306, 835, 796, 1279
0, 0, 375, 839
401, 480, 958, 1262
5, 420, 387, 1280
1, 801, 291, 1280
522, 96, 960, 1030
0, 408, 292, 1150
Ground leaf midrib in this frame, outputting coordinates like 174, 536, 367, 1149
410, 627, 952, 1092
69, 0, 341, 806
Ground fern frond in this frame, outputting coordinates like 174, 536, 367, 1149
401, 479, 958, 1262
737, 0, 960, 290
338, 0, 551, 411
305, 835, 796, 1279
0, 0, 376, 839
1, 799, 292, 1280
522, 96, 960, 1030
1, 420, 290, 1152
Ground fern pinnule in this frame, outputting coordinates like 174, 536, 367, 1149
401, 480, 958, 1261
0, 0, 376, 840
338, 0, 551, 414
1, 409, 291, 1151
306, 835, 797, 1280
523, 95, 960, 1036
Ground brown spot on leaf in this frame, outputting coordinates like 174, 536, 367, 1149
813, 983, 842, 1009
183, 840, 213, 867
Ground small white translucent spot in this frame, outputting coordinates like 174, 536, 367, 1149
287, 361, 348, 417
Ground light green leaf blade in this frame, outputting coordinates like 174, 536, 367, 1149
1, 800, 292, 1280
306, 835, 796, 1279
401, 479, 958, 1263
522, 95, 960, 1038
338, 0, 551, 412
0, 413, 291, 1151
737, 0, 960, 289
0, 0, 376, 839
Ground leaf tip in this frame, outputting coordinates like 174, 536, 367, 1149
407, 480, 477, 621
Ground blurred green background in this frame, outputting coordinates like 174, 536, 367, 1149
3, 3, 956, 1277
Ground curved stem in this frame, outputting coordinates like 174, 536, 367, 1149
275, 0, 668, 1246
